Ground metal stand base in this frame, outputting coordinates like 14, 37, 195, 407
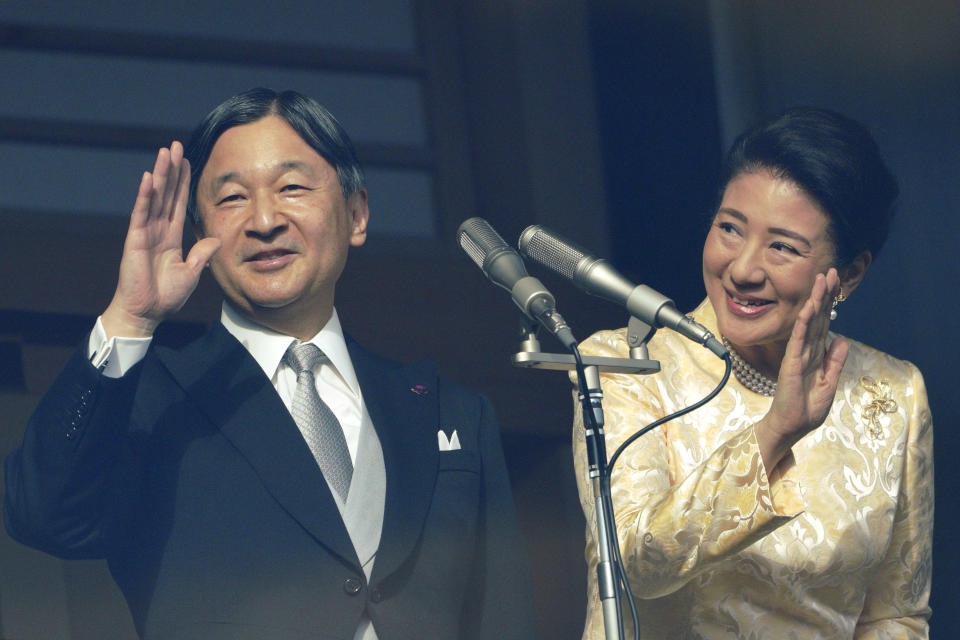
511, 351, 659, 374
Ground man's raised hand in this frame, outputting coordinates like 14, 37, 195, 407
101, 142, 221, 338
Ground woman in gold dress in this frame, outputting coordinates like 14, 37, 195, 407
574, 107, 933, 639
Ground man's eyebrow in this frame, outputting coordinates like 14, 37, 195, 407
716, 208, 812, 248
278, 160, 312, 173
209, 172, 238, 193
208, 161, 315, 192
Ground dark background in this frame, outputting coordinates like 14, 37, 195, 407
1, 1, 956, 637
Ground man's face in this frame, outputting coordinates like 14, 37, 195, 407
194, 115, 368, 324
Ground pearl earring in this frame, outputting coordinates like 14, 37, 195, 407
830, 288, 846, 320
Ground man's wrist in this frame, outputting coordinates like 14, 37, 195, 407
101, 304, 159, 339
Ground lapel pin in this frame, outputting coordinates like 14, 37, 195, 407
410, 384, 428, 396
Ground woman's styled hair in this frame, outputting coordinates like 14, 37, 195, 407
184, 88, 365, 224
720, 107, 899, 266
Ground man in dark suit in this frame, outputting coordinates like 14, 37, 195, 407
4, 88, 537, 639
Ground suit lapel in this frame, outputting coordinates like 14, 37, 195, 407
347, 340, 438, 583
156, 324, 361, 571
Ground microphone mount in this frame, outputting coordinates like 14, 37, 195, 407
511, 313, 660, 375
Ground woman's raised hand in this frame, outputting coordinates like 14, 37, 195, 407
755, 268, 848, 470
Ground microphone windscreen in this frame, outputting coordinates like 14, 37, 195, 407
518, 225, 587, 280
457, 217, 505, 268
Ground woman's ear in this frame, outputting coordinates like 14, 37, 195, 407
838, 250, 872, 296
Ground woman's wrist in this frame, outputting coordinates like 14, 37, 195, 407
754, 416, 796, 474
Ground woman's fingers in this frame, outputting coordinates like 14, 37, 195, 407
821, 336, 849, 388
812, 269, 842, 350
784, 268, 842, 378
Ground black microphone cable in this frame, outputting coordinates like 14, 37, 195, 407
575, 345, 732, 639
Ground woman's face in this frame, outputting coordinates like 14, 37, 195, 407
702, 171, 837, 362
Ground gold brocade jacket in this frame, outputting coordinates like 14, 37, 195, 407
573, 300, 933, 639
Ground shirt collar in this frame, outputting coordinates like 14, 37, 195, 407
219, 302, 361, 397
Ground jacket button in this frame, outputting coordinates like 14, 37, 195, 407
369, 587, 383, 603
343, 577, 362, 595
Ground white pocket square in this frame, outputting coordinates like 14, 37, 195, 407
437, 429, 461, 451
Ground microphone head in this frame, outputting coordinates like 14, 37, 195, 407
518, 225, 591, 280
457, 217, 529, 290
457, 217, 497, 270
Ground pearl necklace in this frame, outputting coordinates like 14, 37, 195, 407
722, 337, 777, 396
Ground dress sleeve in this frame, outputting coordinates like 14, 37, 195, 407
572, 331, 803, 600
854, 365, 933, 639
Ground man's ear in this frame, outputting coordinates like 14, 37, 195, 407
347, 189, 369, 247
838, 250, 872, 297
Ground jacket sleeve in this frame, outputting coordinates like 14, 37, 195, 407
854, 365, 933, 639
461, 394, 539, 639
572, 331, 802, 600
4, 341, 143, 559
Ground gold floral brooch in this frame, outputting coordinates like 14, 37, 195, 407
860, 376, 897, 439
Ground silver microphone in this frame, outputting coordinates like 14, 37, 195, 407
458, 218, 576, 349
518, 225, 726, 358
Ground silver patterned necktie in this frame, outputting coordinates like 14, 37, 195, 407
283, 341, 353, 501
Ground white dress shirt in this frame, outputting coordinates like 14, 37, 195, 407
88, 305, 379, 640
219, 303, 364, 465
88, 304, 365, 464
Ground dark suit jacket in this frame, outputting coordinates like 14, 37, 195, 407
4, 324, 537, 639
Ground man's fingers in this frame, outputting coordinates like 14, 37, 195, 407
160, 142, 185, 221
165, 157, 192, 242
173, 156, 191, 227
184, 238, 221, 273
148, 147, 171, 220
129, 172, 154, 229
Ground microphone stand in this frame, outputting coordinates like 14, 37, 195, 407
513, 316, 660, 640
577, 358, 622, 640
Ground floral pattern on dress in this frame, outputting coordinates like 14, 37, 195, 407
572, 300, 933, 640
